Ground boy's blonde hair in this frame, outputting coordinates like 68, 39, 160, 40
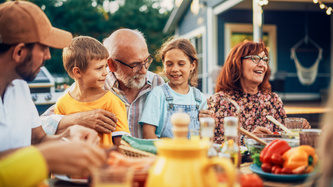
63, 36, 109, 78
158, 37, 199, 87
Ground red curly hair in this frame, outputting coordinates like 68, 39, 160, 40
215, 41, 271, 93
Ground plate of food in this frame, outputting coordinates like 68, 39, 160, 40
249, 164, 315, 182
54, 174, 89, 184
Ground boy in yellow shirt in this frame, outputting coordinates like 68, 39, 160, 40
55, 36, 130, 147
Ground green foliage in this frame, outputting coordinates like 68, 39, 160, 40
107, 0, 172, 71
24, 0, 172, 74
251, 153, 262, 167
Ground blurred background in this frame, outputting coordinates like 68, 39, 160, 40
0, 0, 175, 83
4, 0, 331, 128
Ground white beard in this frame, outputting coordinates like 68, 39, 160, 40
115, 72, 146, 89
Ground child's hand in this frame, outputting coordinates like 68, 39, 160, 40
198, 109, 213, 120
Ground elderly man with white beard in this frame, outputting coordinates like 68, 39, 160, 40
41, 29, 164, 138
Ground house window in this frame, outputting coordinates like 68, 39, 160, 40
224, 23, 277, 79
190, 35, 203, 91
181, 26, 206, 92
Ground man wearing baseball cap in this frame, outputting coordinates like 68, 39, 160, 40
0, 1, 106, 186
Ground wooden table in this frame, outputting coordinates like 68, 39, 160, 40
240, 162, 315, 187
49, 163, 316, 187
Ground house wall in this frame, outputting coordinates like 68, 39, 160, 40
206, 0, 225, 7
178, 6, 207, 35
217, 9, 331, 95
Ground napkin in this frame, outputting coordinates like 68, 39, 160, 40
121, 135, 158, 154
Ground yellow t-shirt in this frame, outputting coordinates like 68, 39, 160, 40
54, 91, 130, 145
0, 146, 48, 187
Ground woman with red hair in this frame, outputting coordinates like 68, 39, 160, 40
208, 41, 287, 144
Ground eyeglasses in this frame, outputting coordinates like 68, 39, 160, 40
115, 55, 153, 73
242, 55, 270, 64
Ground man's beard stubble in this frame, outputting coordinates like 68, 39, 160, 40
15, 50, 43, 82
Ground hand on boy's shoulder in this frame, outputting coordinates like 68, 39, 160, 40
73, 109, 117, 133
198, 110, 214, 120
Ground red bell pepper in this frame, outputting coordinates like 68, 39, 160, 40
259, 139, 291, 164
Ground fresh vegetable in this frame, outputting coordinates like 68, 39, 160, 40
271, 165, 281, 173
271, 153, 284, 166
273, 132, 280, 135
273, 167, 281, 174
281, 167, 292, 174
251, 153, 262, 166
261, 162, 272, 173
240, 174, 263, 187
260, 139, 290, 164
292, 165, 308, 174
282, 145, 318, 174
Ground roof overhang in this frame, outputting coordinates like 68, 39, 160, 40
163, 0, 244, 33
163, 0, 333, 33
163, 0, 191, 33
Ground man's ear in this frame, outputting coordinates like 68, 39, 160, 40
12, 43, 27, 63
72, 67, 82, 78
107, 59, 116, 72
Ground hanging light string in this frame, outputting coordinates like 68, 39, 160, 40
313, 0, 332, 15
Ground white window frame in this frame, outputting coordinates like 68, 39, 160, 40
224, 23, 277, 79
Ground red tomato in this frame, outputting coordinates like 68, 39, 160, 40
271, 165, 281, 174
273, 132, 280, 135
271, 153, 284, 166
240, 174, 264, 187
261, 163, 272, 173
281, 167, 293, 175
274, 168, 282, 174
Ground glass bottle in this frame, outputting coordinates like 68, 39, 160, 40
200, 117, 217, 157
220, 116, 240, 168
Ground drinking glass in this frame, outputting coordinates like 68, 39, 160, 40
284, 118, 304, 138
300, 129, 321, 147
190, 128, 200, 141
200, 117, 215, 142
200, 117, 217, 156
91, 166, 133, 187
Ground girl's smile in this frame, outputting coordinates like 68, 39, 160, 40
163, 49, 195, 94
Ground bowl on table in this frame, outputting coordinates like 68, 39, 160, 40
299, 129, 321, 148
244, 136, 299, 156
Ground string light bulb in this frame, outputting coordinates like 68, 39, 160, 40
314, 0, 332, 15
327, 7, 332, 15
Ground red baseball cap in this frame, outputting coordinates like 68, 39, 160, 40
0, 1, 72, 49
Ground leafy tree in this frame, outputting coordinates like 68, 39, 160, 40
107, 0, 172, 71
20, 0, 172, 74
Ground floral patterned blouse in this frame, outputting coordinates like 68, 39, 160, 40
207, 90, 287, 145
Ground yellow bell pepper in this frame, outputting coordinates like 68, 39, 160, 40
282, 145, 318, 174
